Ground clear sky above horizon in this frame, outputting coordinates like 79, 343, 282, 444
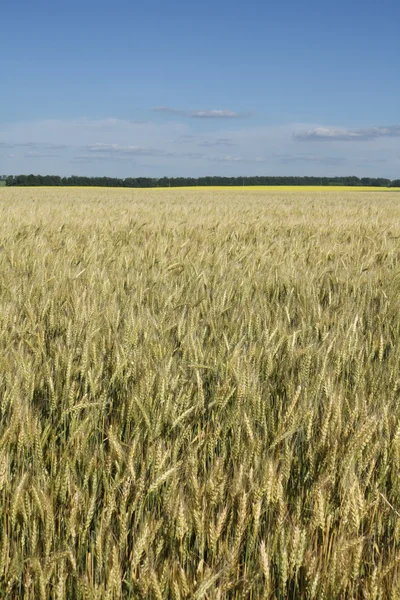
1, 0, 399, 178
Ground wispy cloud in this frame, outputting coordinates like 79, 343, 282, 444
211, 155, 244, 163
71, 154, 135, 163
199, 138, 236, 147
1, 117, 399, 178
24, 151, 62, 158
82, 143, 167, 157
80, 144, 206, 161
80, 118, 120, 131
152, 107, 186, 116
191, 110, 249, 119
210, 155, 267, 164
294, 125, 400, 142
277, 154, 347, 166
151, 107, 250, 119
185, 152, 205, 159
176, 135, 196, 143
0, 141, 67, 150
355, 157, 387, 165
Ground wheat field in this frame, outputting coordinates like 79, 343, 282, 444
1, 187, 400, 599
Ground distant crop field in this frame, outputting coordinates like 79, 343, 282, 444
11, 183, 400, 191
1, 187, 400, 598
151, 185, 399, 192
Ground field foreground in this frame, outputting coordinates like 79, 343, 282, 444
1, 187, 400, 598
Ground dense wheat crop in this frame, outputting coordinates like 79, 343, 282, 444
1, 187, 400, 599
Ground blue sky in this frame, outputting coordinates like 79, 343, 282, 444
1, 0, 399, 178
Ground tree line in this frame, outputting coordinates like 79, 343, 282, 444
5, 174, 400, 188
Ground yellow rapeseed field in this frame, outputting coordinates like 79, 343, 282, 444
1, 186, 400, 599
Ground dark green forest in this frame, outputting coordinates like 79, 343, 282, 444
5, 174, 400, 187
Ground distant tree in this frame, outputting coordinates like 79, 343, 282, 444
5, 174, 398, 188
